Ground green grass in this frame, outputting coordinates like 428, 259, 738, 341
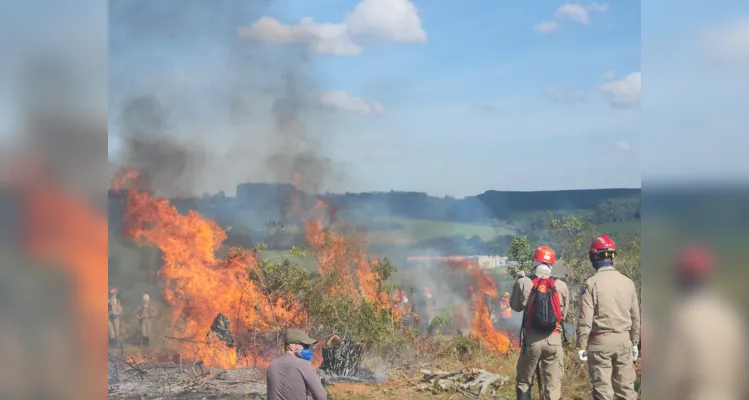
364, 216, 515, 246
259, 249, 318, 272
597, 220, 641, 236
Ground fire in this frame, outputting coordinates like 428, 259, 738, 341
304, 198, 389, 310
449, 259, 511, 355
112, 169, 304, 369
19, 164, 108, 400
111, 169, 391, 369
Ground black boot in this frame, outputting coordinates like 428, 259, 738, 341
142, 337, 150, 348
516, 387, 531, 400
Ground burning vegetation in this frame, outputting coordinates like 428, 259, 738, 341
108, 167, 519, 398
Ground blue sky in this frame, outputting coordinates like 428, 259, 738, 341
106, 0, 746, 197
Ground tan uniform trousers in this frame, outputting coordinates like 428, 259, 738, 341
108, 317, 120, 339
517, 330, 564, 399
587, 332, 637, 400
140, 318, 153, 338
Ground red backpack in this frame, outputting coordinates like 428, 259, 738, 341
524, 277, 563, 333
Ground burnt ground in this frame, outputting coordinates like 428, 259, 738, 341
108, 359, 269, 399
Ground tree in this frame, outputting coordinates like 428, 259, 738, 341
506, 236, 534, 277
547, 215, 641, 320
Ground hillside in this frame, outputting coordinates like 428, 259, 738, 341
108, 185, 640, 257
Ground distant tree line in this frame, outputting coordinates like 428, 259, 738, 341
107, 186, 641, 257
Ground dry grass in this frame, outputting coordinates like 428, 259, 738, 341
110, 333, 641, 399
325, 336, 621, 400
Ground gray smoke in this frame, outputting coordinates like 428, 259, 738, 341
108, 0, 341, 198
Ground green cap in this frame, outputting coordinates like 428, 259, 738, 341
285, 329, 318, 345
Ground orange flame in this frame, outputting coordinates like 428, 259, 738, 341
448, 259, 511, 354
304, 198, 389, 310
112, 169, 392, 368
113, 169, 305, 369
20, 163, 108, 400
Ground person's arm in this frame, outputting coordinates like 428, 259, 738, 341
576, 281, 594, 349
629, 281, 641, 346
559, 282, 570, 321
301, 363, 327, 400
509, 277, 530, 312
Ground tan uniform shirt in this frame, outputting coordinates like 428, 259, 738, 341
576, 266, 641, 349
135, 303, 158, 320
510, 270, 570, 323
660, 292, 747, 400
109, 297, 122, 318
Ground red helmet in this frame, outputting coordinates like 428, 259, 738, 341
110, 288, 119, 295
468, 285, 474, 292
423, 287, 430, 293
589, 235, 616, 265
676, 243, 714, 279
590, 235, 616, 254
533, 246, 556, 265
400, 290, 407, 297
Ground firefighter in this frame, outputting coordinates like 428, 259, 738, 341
398, 289, 410, 314
422, 287, 436, 333
576, 235, 640, 400
483, 291, 494, 316
108, 288, 123, 347
511, 245, 569, 400
135, 293, 158, 348
659, 244, 746, 400
499, 291, 512, 319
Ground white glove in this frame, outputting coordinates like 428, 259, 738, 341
631, 345, 639, 361
516, 270, 526, 278
577, 350, 587, 362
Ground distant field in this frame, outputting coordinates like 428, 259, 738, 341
259, 250, 318, 272
363, 216, 516, 246
598, 220, 641, 236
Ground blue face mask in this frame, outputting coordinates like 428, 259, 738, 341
299, 348, 314, 361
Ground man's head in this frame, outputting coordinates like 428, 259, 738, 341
284, 329, 318, 355
675, 243, 715, 292
532, 245, 556, 274
142, 293, 150, 304
589, 235, 616, 269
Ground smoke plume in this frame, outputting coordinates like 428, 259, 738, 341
109, 0, 341, 198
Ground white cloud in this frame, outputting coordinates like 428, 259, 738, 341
554, 2, 608, 25
556, 4, 590, 24
319, 91, 385, 115
602, 70, 615, 81
534, 21, 559, 34
237, 0, 426, 55
600, 72, 641, 108
615, 140, 631, 151
700, 19, 749, 65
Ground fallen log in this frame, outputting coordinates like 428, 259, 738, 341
417, 368, 510, 398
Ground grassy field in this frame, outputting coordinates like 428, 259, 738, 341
259, 249, 318, 271
597, 220, 641, 236
364, 216, 515, 246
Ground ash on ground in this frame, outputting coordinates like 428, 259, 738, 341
319, 365, 385, 385
108, 359, 267, 400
